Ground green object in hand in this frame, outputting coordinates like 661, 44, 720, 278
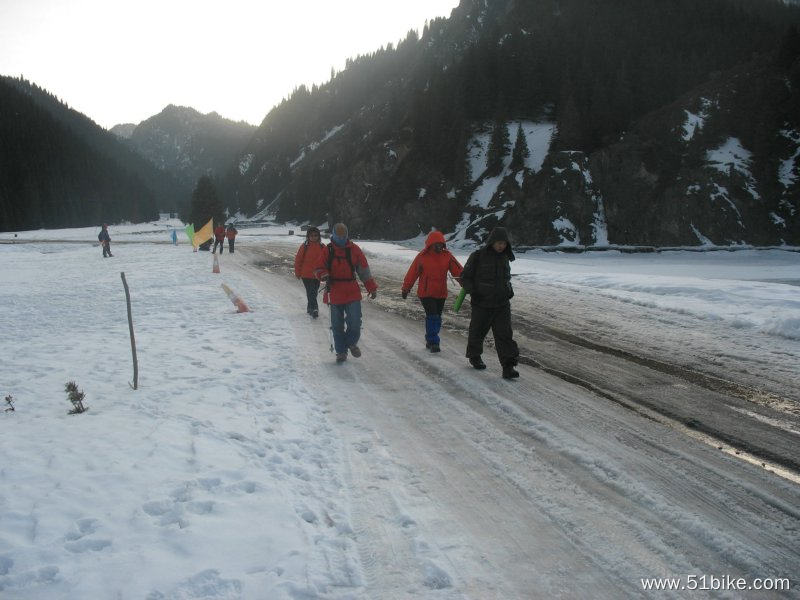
453, 288, 467, 312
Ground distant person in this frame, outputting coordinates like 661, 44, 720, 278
401, 230, 463, 353
98, 224, 113, 257
314, 223, 378, 363
460, 227, 519, 379
213, 223, 226, 254
294, 227, 325, 318
171, 229, 178, 245
226, 225, 238, 253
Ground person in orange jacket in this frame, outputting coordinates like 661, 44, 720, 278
314, 223, 378, 363
294, 227, 326, 318
225, 225, 238, 253
401, 230, 463, 353
212, 224, 226, 254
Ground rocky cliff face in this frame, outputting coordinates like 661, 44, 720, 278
506, 56, 800, 246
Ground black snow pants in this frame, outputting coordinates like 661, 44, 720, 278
302, 277, 320, 314
420, 297, 445, 317
466, 303, 519, 366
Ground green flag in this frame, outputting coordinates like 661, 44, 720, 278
185, 224, 195, 245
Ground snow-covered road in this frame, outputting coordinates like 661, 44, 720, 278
236, 242, 800, 598
1, 232, 798, 599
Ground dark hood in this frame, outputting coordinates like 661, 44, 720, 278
484, 227, 515, 261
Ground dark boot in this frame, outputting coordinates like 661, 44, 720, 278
469, 356, 486, 370
502, 366, 520, 379
430, 344, 440, 353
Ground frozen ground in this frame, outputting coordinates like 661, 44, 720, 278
1, 224, 799, 599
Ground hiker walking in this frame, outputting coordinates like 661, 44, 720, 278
98, 224, 113, 257
401, 230, 463, 353
212, 223, 226, 254
294, 226, 325, 318
460, 227, 520, 379
314, 223, 378, 363
226, 225, 238, 254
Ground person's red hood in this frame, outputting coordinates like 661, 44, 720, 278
423, 230, 446, 252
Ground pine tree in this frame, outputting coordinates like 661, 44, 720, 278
777, 24, 800, 69
189, 176, 224, 228
554, 89, 583, 151
510, 124, 530, 171
486, 118, 510, 176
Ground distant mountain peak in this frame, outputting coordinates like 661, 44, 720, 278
122, 105, 256, 187
110, 123, 136, 138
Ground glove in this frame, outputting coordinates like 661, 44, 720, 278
369, 290, 377, 300
401, 289, 409, 299
319, 274, 330, 282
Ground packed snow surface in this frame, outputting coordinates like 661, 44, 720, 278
1, 223, 799, 599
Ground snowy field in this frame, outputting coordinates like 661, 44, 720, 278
1, 239, 353, 598
509, 249, 800, 342
1, 223, 800, 598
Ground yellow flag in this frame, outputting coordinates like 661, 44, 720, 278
193, 219, 213, 248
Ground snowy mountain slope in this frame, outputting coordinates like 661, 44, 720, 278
223, 0, 800, 246
1, 229, 799, 598
124, 105, 256, 188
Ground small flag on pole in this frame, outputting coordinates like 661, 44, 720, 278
193, 219, 213, 248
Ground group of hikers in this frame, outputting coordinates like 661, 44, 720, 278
213, 224, 238, 254
295, 223, 520, 379
98, 220, 519, 378
97, 223, 239, 258
98, 222, 239, 256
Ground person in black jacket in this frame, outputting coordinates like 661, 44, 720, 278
98, 224, 113, 257
460, 227, 519, 379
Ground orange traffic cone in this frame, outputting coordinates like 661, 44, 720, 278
212, 254, 220, 273
221, 283, 250, 313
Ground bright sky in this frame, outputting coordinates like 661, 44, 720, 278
0, 0, 458, 129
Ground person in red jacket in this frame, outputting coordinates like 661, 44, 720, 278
225, 225, 238, 254
401, 230, 463, 353
212, 224, 226, 254
314, 222, 378, 363
294, 227, 325, 318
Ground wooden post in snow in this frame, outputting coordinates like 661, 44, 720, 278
120, 272, 138, 390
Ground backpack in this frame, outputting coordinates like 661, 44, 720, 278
326, 243, 356, 282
